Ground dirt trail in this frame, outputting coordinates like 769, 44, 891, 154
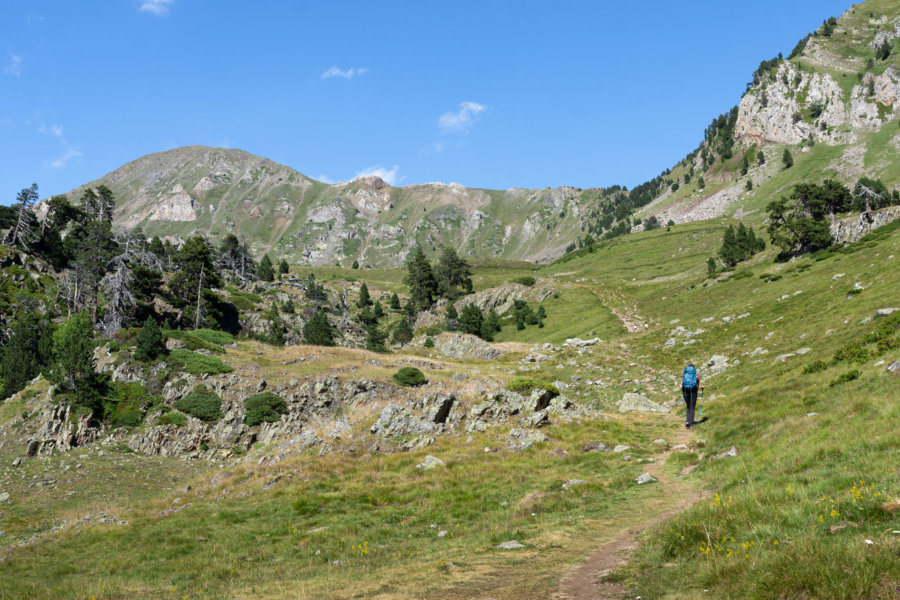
554, 426, 705, 600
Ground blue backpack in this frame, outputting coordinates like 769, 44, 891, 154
682, 365, 698, 388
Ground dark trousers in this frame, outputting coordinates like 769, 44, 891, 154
682, 386, 698, 424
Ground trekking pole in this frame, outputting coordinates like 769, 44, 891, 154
699, 386, 704, 421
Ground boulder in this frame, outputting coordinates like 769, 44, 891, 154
508, 428, 548, 451
415, 455, 446, 470
435, 333, 501, 360
712, 446, 738, 460
635, 473, 657, 485
496, 540, 526, 550
617, 393, 667, 414
562, 479, 587, 491
581, 441, 610, 453
705, 355, 730, 376
564, 337, 601, 347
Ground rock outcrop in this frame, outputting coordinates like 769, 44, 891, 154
149, 184, 201, 221
831, 206, 900, 244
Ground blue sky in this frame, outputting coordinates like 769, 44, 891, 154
1, 0, 853, 201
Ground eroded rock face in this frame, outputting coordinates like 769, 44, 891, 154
831, 206, 900, 244
149, 184, 201, 222
735, 62, 850, 146
435, 333, 502, 360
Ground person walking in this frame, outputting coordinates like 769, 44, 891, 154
681, 362, 702, 429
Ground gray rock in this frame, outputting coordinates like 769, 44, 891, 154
11, 457, 21, 467
415, 455, 446, 470
437, 530, 448, 538
562, 479, 587, 491
705, 355, 730, 375
617, 393, 667, 413
774, 353, 796, 363
0, 492, 9, 503
796, 347, 811, 355
713, 446, 738, 459
496, 540, 526, 549
876, 308, 899, 316
635, 473, 657, 485
436, 333, 501, 360
613, 445, 631, 453
508, 428, 548, 451
581, 441, 609, 453
888, 360, 900, 373
564, 337, 601, 347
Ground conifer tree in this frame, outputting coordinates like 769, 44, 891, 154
1, 315, 43, 398
404, 246, 438, 312
435, 246, 473, 298
357, 282, 372, 307
459, 304, 484, 337
258, 254, 274, 282
707, 256, 717, 275
365, 322, 387, 352
134, 315, 166, 363
266, 303, 284, 346
389, 292, 401, 310
4, 184, 38, 251
373, 300, 384, 319
282, 298, 295, 314
484, 309, 502, 335
170, 236, 222, 329
52, 312, 95, 392
391, 317, 413, 346
302, 310, 335, 346
758, 149, 766, 165
782, 148, 794, 169
445, 303, 459, 331
279, 259, 289, 275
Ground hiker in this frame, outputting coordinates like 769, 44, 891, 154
681, 362, 702, 428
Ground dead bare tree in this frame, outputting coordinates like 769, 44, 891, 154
4, 184, 38, 250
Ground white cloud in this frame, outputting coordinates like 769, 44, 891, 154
50, 147, 83, 169
438, 101, 486, 133
38, 122, 82, 168
317, 174, 336, 184
3, 53, 22, 76
139, 0, 175, 16
355, 165, 401, 185
321, 66, 369, 80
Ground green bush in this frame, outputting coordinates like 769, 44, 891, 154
424, 336, 434, 348
829, 369, 861, 387
505, 378, 559, 397
167, 349, 233, 375
158, 411, 187, 427
164, 330, 225, 354
107, 382, 160, 428
833, 343, 870, 364
423, 325, 443, 336
512, 276, 536, 287
244, 392, 287, 427
174, 385, 223, 422
191, 329, 234, 346
731, 270, 754, 280
393, 367, 427, 387
802, 360, 830, 375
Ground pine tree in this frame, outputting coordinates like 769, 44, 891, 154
484, 309, 502, 335
698, 176, 705, 189
719, 225, 738, 267
424, 336, 434, 348
4, 183, 39, 251
357, 282, 372, 307
52, 312, 95, 392
279, 259, 289, 275
389, 292, 401, 310
745, 179, 753, 191
782, 148, 794, 169
365, 323, 387, 353
536, 305, 547, 320
741, 154, 749, 175
217, 235, 256, 283
258, 254, 274, 282
302, 310, 335, 346
373, 300, 384, 319
351, 259, 359, 269
435, 246, 473, 298
707, 256, 717, 275
459, 304, 484, 337
282, 298, 295, 314
169, 236, 222, 329
404, 247, 438, 312
1, 315, 43, 398
445, 303, 459, 331
391, 317, 413, 346
266, 304, 284, 346
758, 150, 766, 166
134, 316, 166, 362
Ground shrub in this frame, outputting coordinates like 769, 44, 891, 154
833, 344, 870, 364
393, 367, 427, 387
802, 360, 830, 375
134, 316, 166, 362
424, 336, 434, 348
423, 325, 443, 336
158, 411, 187, 427
107, 382, 159, 428
164, 330, 226, 353
244, 392, 287, 427
167, 349, 233, 375
191, 329, 234, 346
174, 385, 223, 422
512, 276, 536, 287
829, 369, 861, 387
505, 378, 559, 398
